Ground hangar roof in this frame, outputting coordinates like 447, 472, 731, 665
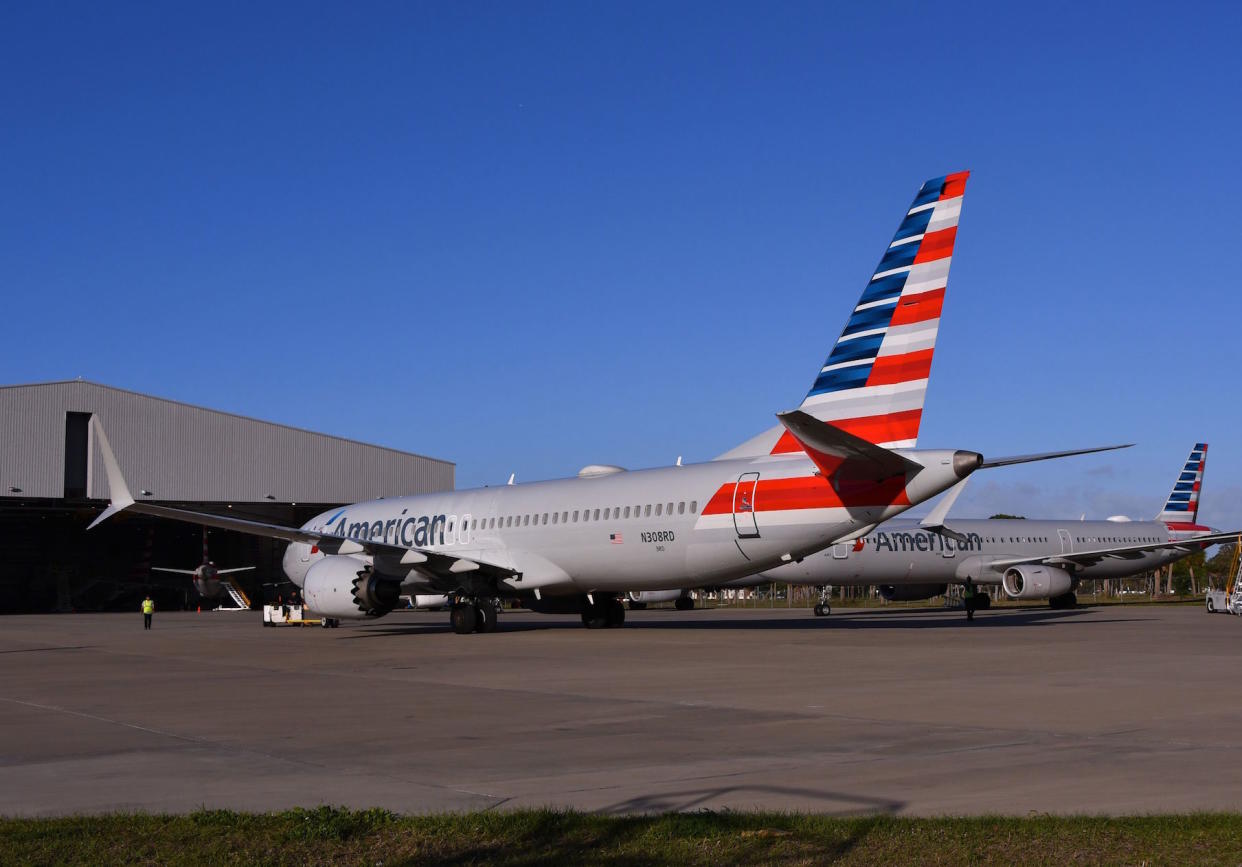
0, 380, 454, 504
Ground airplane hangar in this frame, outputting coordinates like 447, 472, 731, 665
0, 380, 455, 613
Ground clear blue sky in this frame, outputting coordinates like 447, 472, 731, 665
4, 3, 1241, 526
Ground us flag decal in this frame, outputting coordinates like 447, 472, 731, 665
610, 533, 623, 544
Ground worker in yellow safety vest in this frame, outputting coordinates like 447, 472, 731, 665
141, 595, 154, 630
964, 578, 977, 623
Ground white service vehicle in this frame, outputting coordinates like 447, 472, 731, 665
1206, 538, 1241, 615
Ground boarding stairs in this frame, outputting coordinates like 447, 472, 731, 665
218, 581, 251, 611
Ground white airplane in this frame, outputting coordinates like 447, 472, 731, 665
151, 526, 254, 600
87, 172, 1125, 634
736, 442, 1238, 614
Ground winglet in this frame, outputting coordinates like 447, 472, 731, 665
86, 417, 135, 529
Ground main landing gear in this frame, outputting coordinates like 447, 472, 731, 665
674, 595, 694, 611
450, 597, 500, 634
581, 596, 626, 629
1049, 591, 1078, 610
813, 586, 831, 617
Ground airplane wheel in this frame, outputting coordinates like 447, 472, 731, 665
813, 603, 831, 617
675, 596, 694, 611
1049, 592, 1077, 610
451, 603, 478, 634
474, 599, 498, 633
581, 598, 609, 629
605, 598, 626, 628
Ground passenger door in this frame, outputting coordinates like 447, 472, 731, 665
732, 472, 760, 539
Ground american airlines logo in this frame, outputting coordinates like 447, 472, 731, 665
327, 512, 456, 547
871, 530, 982, 553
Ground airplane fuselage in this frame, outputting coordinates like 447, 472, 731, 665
282, 450, 972, 597
748, 517, 1209, 588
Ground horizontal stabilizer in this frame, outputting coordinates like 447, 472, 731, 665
980, 443, 1132, 468
776, 410, 923, 481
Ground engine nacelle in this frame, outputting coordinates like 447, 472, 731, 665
879, 583, 947, 602
411, 594, 450, 610
1002, 564, 1073, 600
627, 590, 683, 604
303, 556, 401, 619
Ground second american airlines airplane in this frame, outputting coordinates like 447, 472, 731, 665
87, 172, 1123, 634
685, 443, 1236, 615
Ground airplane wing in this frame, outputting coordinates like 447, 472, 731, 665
85, 419, 519, 587
150, 567, 198, 575
986, 531, 1240, 571
216, 567, 257, 575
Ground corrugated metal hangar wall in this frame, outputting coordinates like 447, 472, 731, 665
0, 381, 455, 612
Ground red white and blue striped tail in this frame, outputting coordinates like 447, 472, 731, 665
719, 172, 968, 459
1156, 442, 1208, 526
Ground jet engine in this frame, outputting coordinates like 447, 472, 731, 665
879, 583, 947, 602
302, 556, 401, 619
1002, 564, 1073, 600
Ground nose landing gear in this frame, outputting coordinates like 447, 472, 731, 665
813, 586, 831, 617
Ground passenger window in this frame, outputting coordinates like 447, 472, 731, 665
656, 504, 663, 516
690, 501, 697, 513
573, 510, 579, 522
552, 512, 559, 524
645, 505, 652, 517
593, 509, 600, 521
624, 506, 630, 518
678, 502, 685, 514
562, 511, 568, 523
667, 502, 673, 514
603, 508, 610, 520
542, 513, 548, 525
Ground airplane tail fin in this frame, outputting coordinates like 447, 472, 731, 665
1155, 443, 1207, 526
719, 172, 969, 459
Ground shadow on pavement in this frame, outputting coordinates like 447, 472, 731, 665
597, 782, 904, 817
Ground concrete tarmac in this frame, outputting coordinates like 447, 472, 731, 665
2, 603, 1240, 817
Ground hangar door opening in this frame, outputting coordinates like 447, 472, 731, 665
64, 411, 92, 499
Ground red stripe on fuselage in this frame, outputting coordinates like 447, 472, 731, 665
912, 226, 956, 264
866, 349, 934, 387
770, 408, 923, 454
701, 475, 911, 515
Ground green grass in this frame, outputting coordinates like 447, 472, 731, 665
3, 809, 1242, 866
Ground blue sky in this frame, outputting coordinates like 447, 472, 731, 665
3, 2, 1241, 525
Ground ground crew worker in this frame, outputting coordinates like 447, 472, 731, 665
141, 595, 154, 630
964, 578, 977, 623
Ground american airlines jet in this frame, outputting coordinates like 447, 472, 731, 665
87, 172, 1123, 634
682, 443, 1235, 614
